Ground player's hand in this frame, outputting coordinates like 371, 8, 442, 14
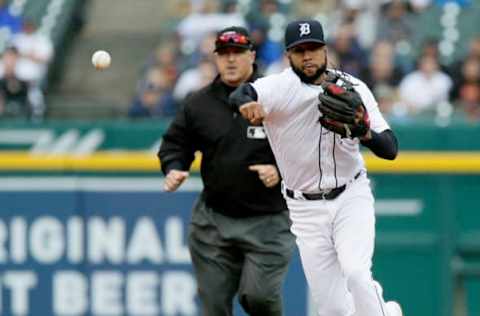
163, 170, 189, 192
249, 164, 280, 188
239, 102, 266, 125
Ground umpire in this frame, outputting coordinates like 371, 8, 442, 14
158, 26, 295, 316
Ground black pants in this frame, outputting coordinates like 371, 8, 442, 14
188, 196, 295, 316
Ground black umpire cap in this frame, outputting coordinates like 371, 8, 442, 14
214, 26, 253, 52
285, 19, 325, 50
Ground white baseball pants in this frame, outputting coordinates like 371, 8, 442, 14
285, 175, 388, 316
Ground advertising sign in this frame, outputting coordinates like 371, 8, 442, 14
0, 177, 307, 316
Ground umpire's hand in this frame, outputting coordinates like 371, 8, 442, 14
239, 102, 266, 125
249, 164, 280, 188
164, 170, 190, 192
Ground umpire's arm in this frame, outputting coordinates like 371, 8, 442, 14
158, 102, 196, 188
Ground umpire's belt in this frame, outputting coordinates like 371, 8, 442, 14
284, 171, 362, 201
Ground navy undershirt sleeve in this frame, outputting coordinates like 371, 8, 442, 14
229, 83, 258, 109
360, 129, 398, 160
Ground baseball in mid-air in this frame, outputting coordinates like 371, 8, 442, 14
91, 50, 111, 70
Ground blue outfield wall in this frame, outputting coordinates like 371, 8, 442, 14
1, 173, 479, 316
0, 177, 307, 316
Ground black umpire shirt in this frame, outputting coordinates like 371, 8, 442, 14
158, 69, 287, 217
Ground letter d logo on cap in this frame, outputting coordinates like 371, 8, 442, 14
299, 23, 311, 37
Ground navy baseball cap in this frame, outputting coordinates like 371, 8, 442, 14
214, 26, 253, 52
285, 19, 325, 50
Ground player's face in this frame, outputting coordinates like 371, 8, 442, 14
215, 47, 255, 87
287, 43, 327, 84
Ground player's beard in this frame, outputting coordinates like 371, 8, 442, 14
290, 55, 327, 84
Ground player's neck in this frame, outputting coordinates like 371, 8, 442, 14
313, 72, 327, 85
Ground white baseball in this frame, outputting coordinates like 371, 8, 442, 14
91, 50, 111, 70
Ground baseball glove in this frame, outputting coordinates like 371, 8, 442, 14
317, 81, 370, 139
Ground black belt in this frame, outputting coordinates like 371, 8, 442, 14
286, 171, 362, 201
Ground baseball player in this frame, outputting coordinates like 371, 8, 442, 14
230, 20, 403, 316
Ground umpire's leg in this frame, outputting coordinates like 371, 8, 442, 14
237, 211, 295, 316
188, 198, 242, 316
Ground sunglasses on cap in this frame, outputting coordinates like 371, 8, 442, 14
216, 32, 250, 46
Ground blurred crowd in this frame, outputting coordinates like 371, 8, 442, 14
0, 0, 54, 121
128, 0, 480, 124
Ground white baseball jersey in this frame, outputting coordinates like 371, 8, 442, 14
250, 67, 400, 316
251, 67, 390, 192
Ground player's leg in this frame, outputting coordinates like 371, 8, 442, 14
374, 281, 404, 316
237, 211, 295, 316
333, 176, 394, 316
286, 198, 355, 316
188, 198, 242, 316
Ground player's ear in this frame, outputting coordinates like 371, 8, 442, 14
249, 50, 256, 64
